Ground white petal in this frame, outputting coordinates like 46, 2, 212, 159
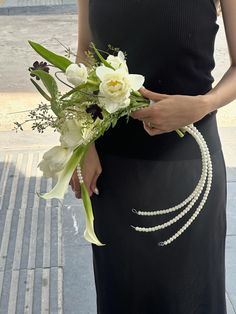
128, 74, 145, 91
96, 66, 114, 81
41, 146, 85, 199
118, 51, 125, 61
65, 63, 78, 73
78, 63, 87, 70
103, 102, 120, 114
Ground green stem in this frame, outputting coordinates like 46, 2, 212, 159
60, 83, 88, 100
131, 90, 142, 97
90, 42, 115, 70
87, 79, 100, 86
175, 129, 185, 138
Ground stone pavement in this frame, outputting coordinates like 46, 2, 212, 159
0, 14, 236, 314
0, 137, 96, 314
0, 0, 76, 15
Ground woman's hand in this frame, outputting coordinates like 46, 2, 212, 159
130, 87, 214, 136
69, 143, 102, 198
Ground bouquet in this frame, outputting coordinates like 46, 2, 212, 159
17, 41, 213, 247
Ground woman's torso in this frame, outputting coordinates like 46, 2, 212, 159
89, 0, 221, 160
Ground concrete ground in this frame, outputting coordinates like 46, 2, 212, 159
0, 14, 236, 314
0, 0, 76, 15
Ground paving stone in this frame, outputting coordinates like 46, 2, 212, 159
63, 204, 96, 314
63, 245, 96, 314
226, 292, 236, 314
226, 236, 236, 310
227, 181, 236, 236
227, 167, 236, 182
0, 152, 63, 313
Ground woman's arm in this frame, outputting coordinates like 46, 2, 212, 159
76, 0, 92, 63
70, 0, 102, 198
207, 0, 236, 110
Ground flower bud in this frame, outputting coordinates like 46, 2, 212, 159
65, 63, 88, 86
38, 146, 72, 178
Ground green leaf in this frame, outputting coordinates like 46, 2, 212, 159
30, 78, 51, 101
111, 119, 118, 128
31, 70, 58, 100
29, 41, 72, 72
90, 42, 115, 70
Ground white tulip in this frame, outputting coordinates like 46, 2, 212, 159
106, 51, 128, 71
60, 118, 84, 149
38, 146, 72, 178
96, 66, 144, 113
65, 63, 88, 86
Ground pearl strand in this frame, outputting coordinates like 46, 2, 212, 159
132, 144, 207, 216
131, 124, 213, 246
132, 125, 209, 218
159, 125, 213, 246
76, 165, 84, 184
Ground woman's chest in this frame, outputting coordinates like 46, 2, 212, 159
89, 0, 218, 49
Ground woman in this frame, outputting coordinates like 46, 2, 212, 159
70, 1, 236, 313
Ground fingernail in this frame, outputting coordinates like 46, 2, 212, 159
94, 187, 99, 195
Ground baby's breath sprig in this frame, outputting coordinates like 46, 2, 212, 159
107, 44, 128, 58
53, 38, 77, 59
14, 102, 57, 133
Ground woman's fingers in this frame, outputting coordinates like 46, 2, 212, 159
70, 169, 82, 198
84, 168, 101, 196
69, 143, 102, 199
131, 87, 169, 120
143, 122, 173, 136
90, 170, 102, 196
71, 167, 102, 198
143, 121, 166, 136
139, 86, 168, 101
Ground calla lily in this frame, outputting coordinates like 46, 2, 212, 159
38, 146, 72, 178
60, 118, 84, 149
41, 144, 105, 246
41, 145, 85, 200
81, 183, 105, 246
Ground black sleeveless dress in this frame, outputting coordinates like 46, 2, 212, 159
89, 1, 227, 313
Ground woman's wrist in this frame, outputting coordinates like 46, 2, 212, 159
199, 93, 218, 114
75, 49, 88, 64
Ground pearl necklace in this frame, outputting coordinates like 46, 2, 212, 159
76, 124, 213, 247
132, 124, 213, 246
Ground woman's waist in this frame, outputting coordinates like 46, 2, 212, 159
95, 112, 222, 161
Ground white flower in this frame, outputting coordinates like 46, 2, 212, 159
59, 118, 94, 149
96, 66, 144, 113
60, 118, 84, 149
106, 51, 128, 71
65, 63, 88, 86
38, 146, 72, 178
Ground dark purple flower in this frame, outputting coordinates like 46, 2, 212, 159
28, 61, 50, 80
86, 104, 103, 121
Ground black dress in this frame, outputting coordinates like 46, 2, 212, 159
89, 1, 227, 313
